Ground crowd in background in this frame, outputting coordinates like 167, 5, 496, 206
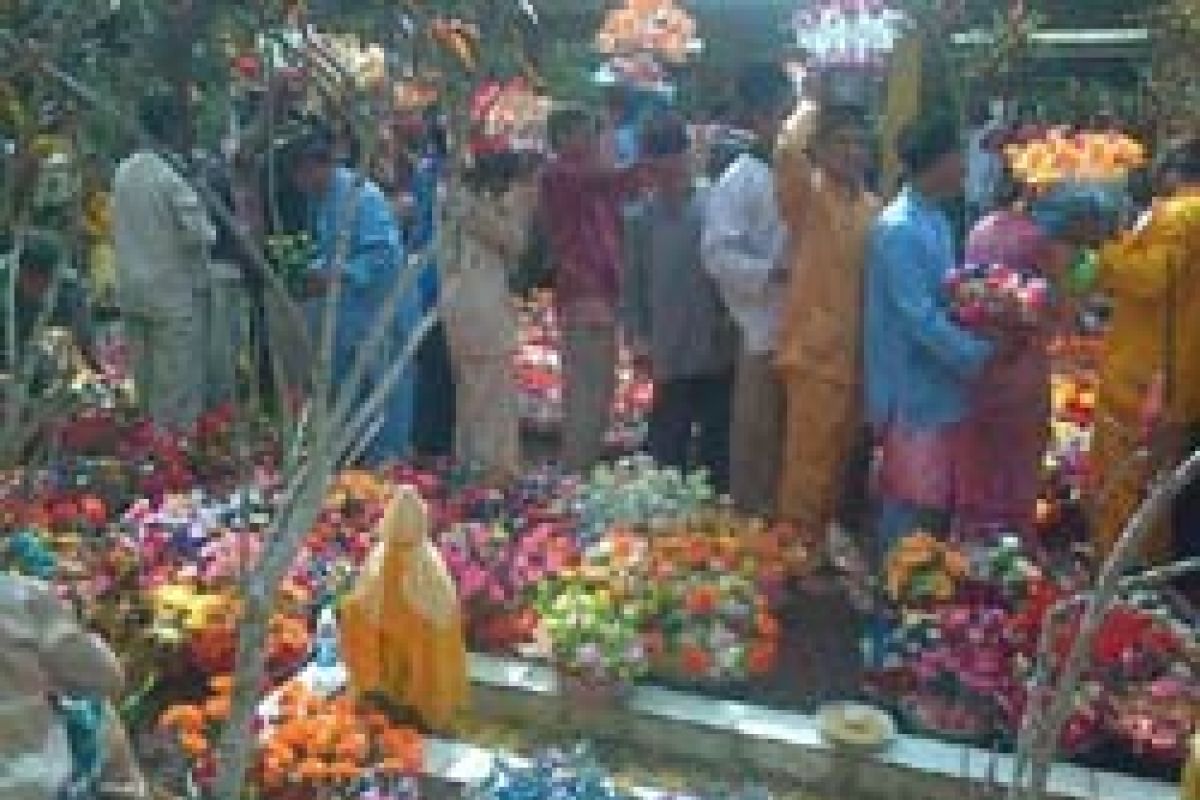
18, 62, 1200, 583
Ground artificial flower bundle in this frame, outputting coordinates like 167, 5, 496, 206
572, 456, 716, 544
594, 0, 701, 63
439, 518, 578, 651
944, 263, 1051, 331
159, 677, 424, 796
644, 571, 780, 685
534, 575, 651, 688
1005, 129, 1146, 185
884, 532, 969, 608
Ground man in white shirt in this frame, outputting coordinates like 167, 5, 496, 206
113, 93, 216, 431
702, 63, 794, 516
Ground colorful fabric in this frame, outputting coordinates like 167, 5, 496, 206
955, 209, 1054, 536
1092, 189, 1200, 560
774, 108, 878, 527
306, 168, 419, 464
864, 186, 994, 432
730, 351, 784, 517
702, 153, 788, 356
539, 155, 639, 325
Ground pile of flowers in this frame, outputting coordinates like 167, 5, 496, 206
884, 532, 969, 608
1005, 129, 1146, 185
439, 517, 579, 651
944, 263, 1051, 330
535, 575, 651, 688
571, 456, 716, 544
159, 678, 423, 795
469, 746, 632, 800
594, 0, 701, 63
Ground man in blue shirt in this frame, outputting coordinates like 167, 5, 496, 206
289, 128, 421, 464
863, 112, 996, 547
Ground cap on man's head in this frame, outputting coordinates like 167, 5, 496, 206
898, 111, 962, 176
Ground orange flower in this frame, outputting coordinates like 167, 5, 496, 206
679, 643, 713, 676
755, 611, 780, 639
746, 641, 777, 676
683, 584, 719, 615
202, 694, 232, 722
159, 704, 205, 733
179, 731, 209, 759
208, 675, 233, 695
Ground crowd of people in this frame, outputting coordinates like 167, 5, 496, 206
14, 62, 1200, 572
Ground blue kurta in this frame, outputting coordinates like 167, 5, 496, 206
308, 167, 420, 464
864, 186, 993, 431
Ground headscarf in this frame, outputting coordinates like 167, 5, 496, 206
1029, 181, 1121, 239
345, 486, 458, 629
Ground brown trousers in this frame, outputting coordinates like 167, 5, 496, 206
560, 322, 617, 474
730, 350, 784, 517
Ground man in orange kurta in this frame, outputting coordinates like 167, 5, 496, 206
1091, 138, 1200, 564
774, 103, 879, 531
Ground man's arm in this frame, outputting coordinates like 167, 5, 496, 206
166, 165, 217, 251
620, 208, 652, 352
872, 224, 993, 376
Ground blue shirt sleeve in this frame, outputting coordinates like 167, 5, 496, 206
342, 183, 404, 291
871, 224, 993, 377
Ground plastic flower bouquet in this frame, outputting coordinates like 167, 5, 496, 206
646, 572, 780, 686
884, 532, 969, 608
572, 455, 716, 544
944, 263, 1050, 331
535, 578, 650, 693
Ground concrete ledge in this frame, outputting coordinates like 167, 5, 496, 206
467, 653, 1178, 800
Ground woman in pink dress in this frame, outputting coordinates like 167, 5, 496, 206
955, 183, 1111, 539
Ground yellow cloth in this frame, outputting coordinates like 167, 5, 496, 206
774, 109, 879, 527
339, 486, 468, 731
1184, 734, 1200, 800
1091, 189, 1200, 561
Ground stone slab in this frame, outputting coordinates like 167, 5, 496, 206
467, 653, 1178, 800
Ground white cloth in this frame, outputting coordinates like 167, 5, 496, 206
965, 123, 1003, 210
702, 153, 788, 355
0, 575, 124, 800
113, 151, 215, 318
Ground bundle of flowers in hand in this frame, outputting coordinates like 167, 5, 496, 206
159, 677, 424, 797
944, 263, 1050, 331
884, 532, 969, 608
265, 232, 318, 296
439, 519, 578, 652
572, 456, 716, 545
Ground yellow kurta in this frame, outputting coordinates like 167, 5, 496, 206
774, 108, 880, 528
1092, 189, 1200, 561
1184, 733, 1200, 800
339, 487, 468, 732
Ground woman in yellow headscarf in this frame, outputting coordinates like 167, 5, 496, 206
339, 486, 468, 732
1091, 137, 1200, 565
774, 99, 879, 531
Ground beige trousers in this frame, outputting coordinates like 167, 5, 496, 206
560, 322, 617, 474
730, 350, 784, 517
125, 305, 207, 432
453, 353, 521, 481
